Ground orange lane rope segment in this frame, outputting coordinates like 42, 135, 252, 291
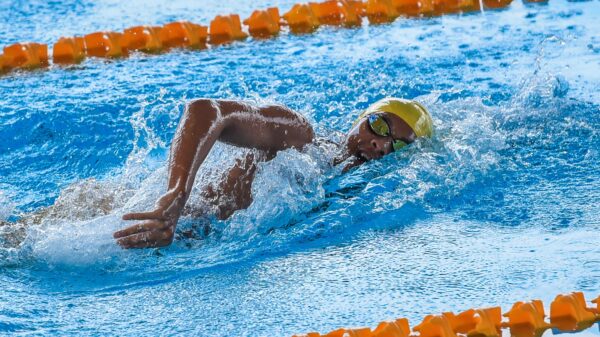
291, 292, 600, 337
0, 0, 541, 75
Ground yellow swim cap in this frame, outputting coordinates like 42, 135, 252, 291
354, 97, 433, 138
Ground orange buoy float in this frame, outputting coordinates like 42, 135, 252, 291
243, 8, 281, 38
481, 0, 513, 9
592, 296, 600, 314
503, 300, 551, 331
0, 54, 7, 73
365, 0, 400, 24
52, 37, 85, 64
346, 0, 367, 17
414, 314, 458, 337
159, 21, 207, 49
84, 32, 125, 58
324, 327, 372, 336
122, 26, 164, 53
209, 14, 248, 45
443, 309, 479, 334
309, 0, 362, 27
392, 0, 435, 16
550, 292, 597, 324
444, 307, 502, 337
2, 42, 48, 69
471, 308, 502, 337
432, 0, 478, 14
372, 318, 411, 337
33, 43, 48, 66
282, 3, 321, 34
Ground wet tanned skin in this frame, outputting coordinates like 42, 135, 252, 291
114, 99, 414, 248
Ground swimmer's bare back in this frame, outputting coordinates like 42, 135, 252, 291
114, 99, 315, 249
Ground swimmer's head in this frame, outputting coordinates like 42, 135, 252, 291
335, 97, 433, 172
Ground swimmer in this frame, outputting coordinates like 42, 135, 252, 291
113, 97, 433, 248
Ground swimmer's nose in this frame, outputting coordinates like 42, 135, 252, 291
370, 138, 388, 158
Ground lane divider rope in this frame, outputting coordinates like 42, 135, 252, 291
291, 292, 600, 337
0, 0, 544, 76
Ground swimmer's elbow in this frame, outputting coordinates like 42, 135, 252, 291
187, 98, 219, 116
293, 125, 314, 149
305, 123, 316, 144
265, 104, 315, 147
184, 99, 223, 131
293, 114, 315, 147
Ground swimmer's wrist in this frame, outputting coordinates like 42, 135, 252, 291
167, 178, 188, 200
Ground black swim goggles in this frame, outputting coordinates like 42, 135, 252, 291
367, 114, 409, 152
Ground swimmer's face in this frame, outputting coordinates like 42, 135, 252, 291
335, 112, 417, 172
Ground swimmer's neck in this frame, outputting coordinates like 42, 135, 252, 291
311, 136, 360, 171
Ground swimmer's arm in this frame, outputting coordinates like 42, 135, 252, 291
169, 99, 314, 198
115, 99, 314, 248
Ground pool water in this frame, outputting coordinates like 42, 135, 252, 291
1, 0, 599, 336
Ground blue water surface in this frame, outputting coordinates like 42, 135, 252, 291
0, 0, 599, 336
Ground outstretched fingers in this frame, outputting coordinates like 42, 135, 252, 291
113, 220, 170, 239
122, 210, 165, 221
115, 228, 174, 249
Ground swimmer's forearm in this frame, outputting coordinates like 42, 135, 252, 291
167, 99, 224, 201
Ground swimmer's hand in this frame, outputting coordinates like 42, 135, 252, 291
114, 189, 185, 249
